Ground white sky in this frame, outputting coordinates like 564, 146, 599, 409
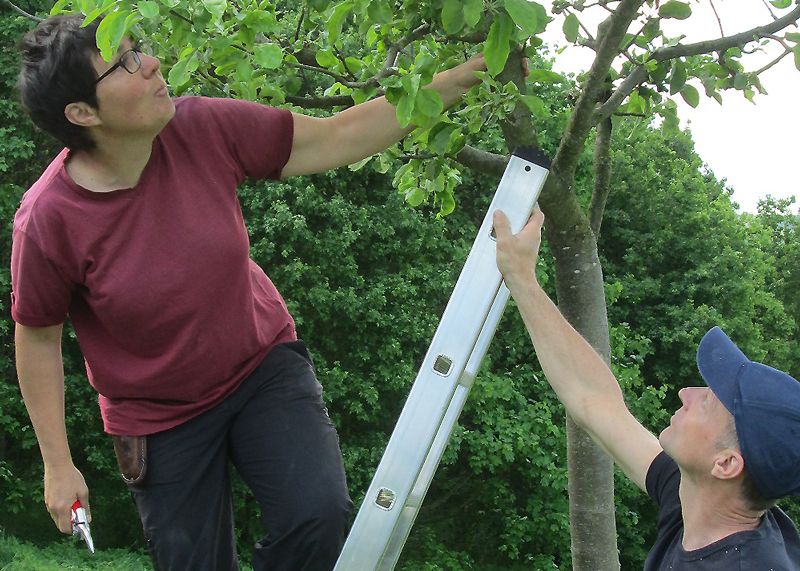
540, 1, 799, 214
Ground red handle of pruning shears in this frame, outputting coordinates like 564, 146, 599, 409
71, 499, 95, 554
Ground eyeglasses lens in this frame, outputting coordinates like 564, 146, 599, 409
121, 50, 142, 74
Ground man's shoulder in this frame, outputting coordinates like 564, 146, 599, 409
754, 506, 800, 567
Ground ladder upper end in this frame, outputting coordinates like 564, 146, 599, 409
512, 146, 552, 170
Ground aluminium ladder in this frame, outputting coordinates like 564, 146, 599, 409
334, 146, 551, 571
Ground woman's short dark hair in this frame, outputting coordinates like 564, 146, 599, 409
18, 15, 101, 151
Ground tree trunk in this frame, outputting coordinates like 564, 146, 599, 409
544, 204, 620, 570
499, 43, 620, 569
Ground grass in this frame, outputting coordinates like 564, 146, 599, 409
0, 533, 150, 570
0, 533, 256, 570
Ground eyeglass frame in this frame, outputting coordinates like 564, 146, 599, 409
95, 42, 145, 84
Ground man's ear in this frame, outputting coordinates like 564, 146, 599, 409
64, 102, 101, 128
710, 449, 745, 481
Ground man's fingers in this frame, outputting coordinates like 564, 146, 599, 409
492, 210, 512, 241
524, 207, 544, 235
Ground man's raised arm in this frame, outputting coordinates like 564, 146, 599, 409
493, 209, 662, 491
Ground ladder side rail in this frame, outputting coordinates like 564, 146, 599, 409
335, 155, 548, 571
377, 285, 512, 571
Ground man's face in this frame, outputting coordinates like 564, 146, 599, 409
659, 386, 736, 473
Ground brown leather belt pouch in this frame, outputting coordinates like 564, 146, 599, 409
111, 435, 147, 485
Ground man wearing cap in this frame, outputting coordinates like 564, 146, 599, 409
493, 208, 800, 569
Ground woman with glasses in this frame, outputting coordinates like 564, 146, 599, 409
12, 14, 488, 571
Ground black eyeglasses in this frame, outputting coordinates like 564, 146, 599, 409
95, 42, 147, 84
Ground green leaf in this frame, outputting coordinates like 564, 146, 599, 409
680, 84, 700, 108
367, 0, 392, 24
794, 45, 800, 72
503, 0, 548, 36
315, 49, 338, 68
137, 0, 159, 18
661, 102, 679, 134
770, 0, 791, 7
628, 91, 646, 114
442, 0, 465, 34
520, 94, 547, 117
240, 9, 278, 31
618, 33, 638, 50
344, 56, 363, 75
414, 48, 438, 84
485, 13, 514, 77
82, 0, 116, 27
428, 123, 457, 155
463, 0, 483, 28
50, 0, 70, 15
254, 43, 283, 69
405, 187, 426, 207
308, 0, 331, 11
659, 0, 692, 20
395, 74, 421, 127
168, 51, 198, 88
327, 1, 354, 45
669, 61, 687, 94
439, 189, 456, 217
733, 73, 747, 90
563, 13, 579, 43
201, 0, 226, 19
527, 69, 563, 83
96, 10, 129, 61
787, 33, 800, 44
415, 89, 444, 120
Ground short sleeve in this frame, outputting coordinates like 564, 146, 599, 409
192, 97, 294, 181
11, 228, 73, 327
646, 450, 682, 508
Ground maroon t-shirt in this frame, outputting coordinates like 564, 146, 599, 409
11, 96, 296, 435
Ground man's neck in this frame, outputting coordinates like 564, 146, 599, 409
679, 476, 763, 550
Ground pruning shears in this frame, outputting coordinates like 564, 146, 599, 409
71, 500, 95, 554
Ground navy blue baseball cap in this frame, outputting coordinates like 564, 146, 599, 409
696, 326, 800, 500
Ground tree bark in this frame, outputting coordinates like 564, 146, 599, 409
545, 216, 619, 570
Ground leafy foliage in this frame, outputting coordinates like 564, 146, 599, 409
2, 0, 800, 568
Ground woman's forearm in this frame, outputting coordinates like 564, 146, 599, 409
15, 323, 73, 468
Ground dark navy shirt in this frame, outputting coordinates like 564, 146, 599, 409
644, 451, 800, 570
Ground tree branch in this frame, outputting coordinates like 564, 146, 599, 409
285, 94, 355, 108
453, 146, 507, 176
283, 25, 427, 92
759, 0, 779, 21
2, 0, 41, 21
755, 47, 793, 75
589, 116, 613, 237
285, 61, 351, 83
384, 24, 430, 69
594, 5, 800, 123
169, 9, 193, 26
551, 0, 646, 182
708, 0, 725, 37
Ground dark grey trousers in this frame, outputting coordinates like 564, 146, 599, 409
127, 341, 353, 571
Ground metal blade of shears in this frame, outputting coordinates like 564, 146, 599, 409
71, 500, 95, 554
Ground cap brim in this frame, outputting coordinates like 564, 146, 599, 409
696, 326, 749, 415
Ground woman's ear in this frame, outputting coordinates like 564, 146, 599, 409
64, 101, 101, 128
